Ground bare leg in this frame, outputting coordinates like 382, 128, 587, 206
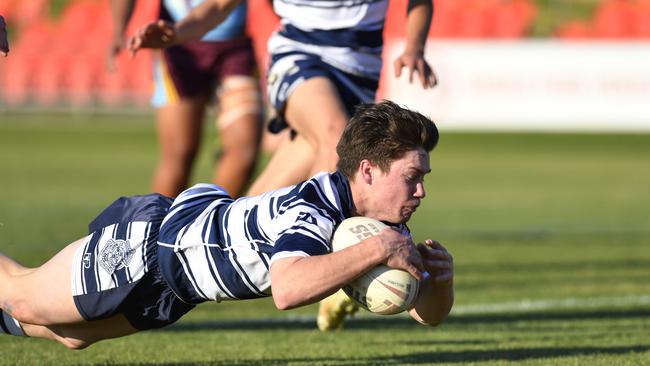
151, 95, 208, 197
247, 77, 349, 195
21, 314, 138, 349
0, 238, 87, 325
283, 77, 349, 176
1, 238, 143, 348
213, 76, 262, 198
0, 252, 33, 276
246, 134, 314, 196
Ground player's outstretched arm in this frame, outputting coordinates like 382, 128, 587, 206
1, 15, 9, 57
270, 228, 424, 310
393, 0, 437, 89
107, 0, 135, 70
127, 0, 241, 55
408, 239, 454, 326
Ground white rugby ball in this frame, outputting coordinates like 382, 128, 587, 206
332, 216, 420, 315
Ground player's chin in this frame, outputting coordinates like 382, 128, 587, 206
399, 208, 417, 223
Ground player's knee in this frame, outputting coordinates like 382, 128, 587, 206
5, 300, 37, 325
221, 142, 258, 165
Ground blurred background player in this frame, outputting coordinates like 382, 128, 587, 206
0, 15, 8, 57
127, 0, 438, 331
247, 0, 438, 196
109, 0, 263, 198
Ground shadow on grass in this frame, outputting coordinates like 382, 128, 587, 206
161, 308, 650, 332
75, 345, 650, 365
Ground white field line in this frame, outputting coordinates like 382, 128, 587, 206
175, 295, 650, 326
450, 295, 650, 316
270, 294, 650, 323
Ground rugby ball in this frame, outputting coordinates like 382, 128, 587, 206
332, 216, 420, 315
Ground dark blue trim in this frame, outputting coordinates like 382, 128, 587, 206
280, 24, 384, 49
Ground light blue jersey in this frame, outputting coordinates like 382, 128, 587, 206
162, 0, 247, 41
157, 171, 356, 304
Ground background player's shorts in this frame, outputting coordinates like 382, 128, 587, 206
265, 51, 379, 133
71, 194, 194, 330
151, 37, 258, 108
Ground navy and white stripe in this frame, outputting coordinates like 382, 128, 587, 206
274, 0, 388, 32
158, 172, 354, 304
72, 221, 153, 297
265, 0, 387, 121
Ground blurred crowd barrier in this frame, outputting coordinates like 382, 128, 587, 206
0, 0, 649, 115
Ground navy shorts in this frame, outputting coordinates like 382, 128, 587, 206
266, 51, 379, 134
71, 194, 195, 330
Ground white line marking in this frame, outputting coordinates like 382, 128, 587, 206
450, 295, 650, 315
192, 295, 650, 325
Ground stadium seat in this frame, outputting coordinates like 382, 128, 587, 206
633, 1, 650, 38
493, 0, 537, 38
593, 0, 636, 38
554, 20, 593, 39
1, 49, 38, 105
10, 0, 48, 27
0, 0, 16, 19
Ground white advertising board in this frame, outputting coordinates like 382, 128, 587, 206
382, 41, 650, 132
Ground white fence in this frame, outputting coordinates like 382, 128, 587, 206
382, 41, 650, 132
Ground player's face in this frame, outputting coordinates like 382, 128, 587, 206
369, 149, 431, 224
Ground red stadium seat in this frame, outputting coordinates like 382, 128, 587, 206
633, 1, 650, 38
1, 49, 38, 105
10, 0, 48, 26
454, 0, 497, 38
0, 0, 16, 19
493, 0, 537, 38
554, 20, 593, 39
593, 0, 636, 38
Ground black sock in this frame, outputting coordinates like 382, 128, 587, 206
0, 309, 26, 336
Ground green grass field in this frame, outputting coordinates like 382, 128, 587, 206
1, 113, 649, 365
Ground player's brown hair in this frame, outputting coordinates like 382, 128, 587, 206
336, 100, 439, 178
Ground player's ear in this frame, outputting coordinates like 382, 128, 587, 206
359, 160, 374, 185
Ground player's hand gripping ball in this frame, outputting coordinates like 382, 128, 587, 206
332, 217, 420, 315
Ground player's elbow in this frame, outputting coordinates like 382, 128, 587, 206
271, 289, 299, 311
415, 313, 449, 327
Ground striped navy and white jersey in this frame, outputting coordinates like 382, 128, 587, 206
157, 171, 356, 303
269, 0, 389, 79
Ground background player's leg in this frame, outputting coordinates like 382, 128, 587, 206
247, 77, 349, 195
246, 134, 314, 196
213, 75, 262, 198
283, 77, 350, 177
151, 95, 208, 197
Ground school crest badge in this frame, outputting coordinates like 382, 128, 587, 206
99, 239, 135, 274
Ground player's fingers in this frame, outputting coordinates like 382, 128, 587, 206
423, 259, 452, 270
408, 63, 415, 84
434, 271, 453, 283
428, 69, 438, 88
424, 239, 447, 251
406, 263, 423, 281
393, 58, 403, 78
416, 61, 428, 88
128, 38, 141, 57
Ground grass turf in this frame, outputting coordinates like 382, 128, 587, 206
0, 113, 649, 365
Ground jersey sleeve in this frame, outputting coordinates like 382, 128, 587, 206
269, 205, 337, 265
